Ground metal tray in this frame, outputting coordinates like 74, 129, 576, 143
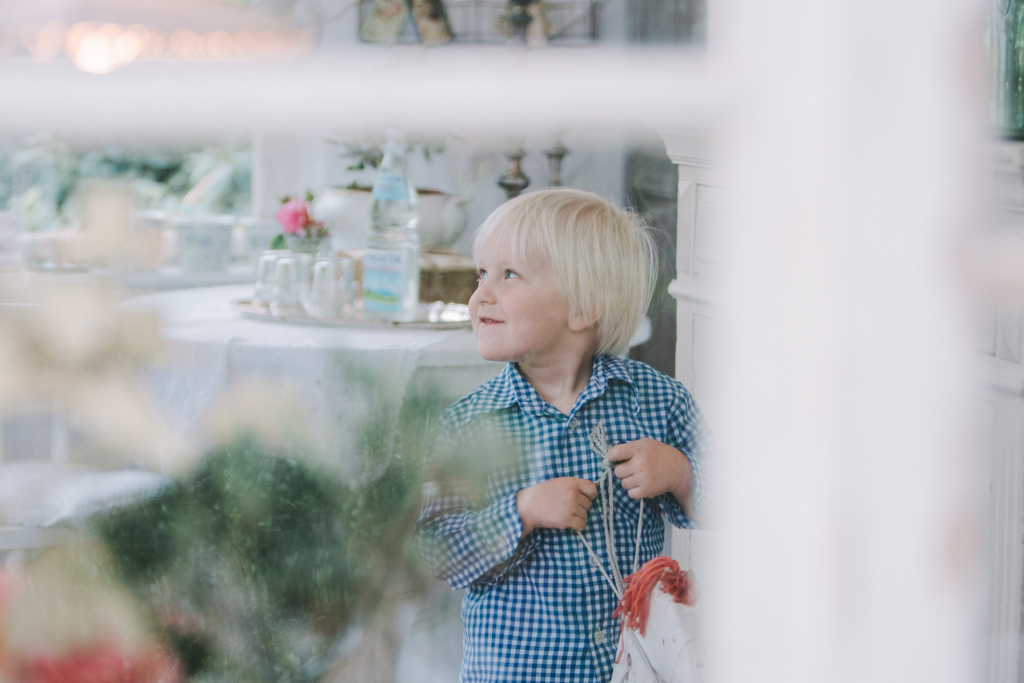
231, 300, 473, 330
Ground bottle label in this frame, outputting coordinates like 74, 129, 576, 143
372, 173, 407, 201
363, 248, 406, 311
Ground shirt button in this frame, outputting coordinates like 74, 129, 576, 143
568, 418, 579, 430
589, 554, 599, 568
593, 629, 607, 644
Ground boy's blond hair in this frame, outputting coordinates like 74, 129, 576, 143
472, 188, 657, 356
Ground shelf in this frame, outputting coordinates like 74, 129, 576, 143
358, 0, 600, 45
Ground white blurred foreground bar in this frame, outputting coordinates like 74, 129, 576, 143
711, 0, 982, 682
0, 48, 721, 137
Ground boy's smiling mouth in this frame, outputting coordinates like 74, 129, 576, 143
478, 316, 504, 325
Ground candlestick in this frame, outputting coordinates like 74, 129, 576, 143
544, 138, 569, 187
498, 143, 530, 200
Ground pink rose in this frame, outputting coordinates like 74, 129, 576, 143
22, 643, 183, 683
276, 199, 312, 235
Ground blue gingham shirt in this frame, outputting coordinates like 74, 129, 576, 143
413, 355, 710, 683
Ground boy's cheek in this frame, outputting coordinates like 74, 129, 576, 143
468, 301, 481, 333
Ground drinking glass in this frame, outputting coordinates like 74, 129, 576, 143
336, 257, 354, 315
307, 259, 337, 319
270, 257, 302, 316
253, 252, 278, 308
293, 252, 314, 310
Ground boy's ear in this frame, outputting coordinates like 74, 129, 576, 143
568, 311, 597, 333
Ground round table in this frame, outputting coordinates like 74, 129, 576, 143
127, 284, 507, 468
127, 285, 652, 470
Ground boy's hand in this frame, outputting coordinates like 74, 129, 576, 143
609, 439, 694, 516
516, 477, 598, 537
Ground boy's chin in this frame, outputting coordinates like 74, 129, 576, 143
476, 343, 513, 363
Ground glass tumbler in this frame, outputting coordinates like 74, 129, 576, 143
253, 252, 279, 308
270, 257, 302, 316
336, 257, 354, 315
307, 258, 337, 319
294, 252, 314, 310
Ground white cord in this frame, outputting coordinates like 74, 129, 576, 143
632, 499, 644, 575
581, 420, 650, 598
574, 527, 622, 599
606, 467, 623, 589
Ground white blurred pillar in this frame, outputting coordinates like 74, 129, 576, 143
711, 1, 983, 683
252, 133, 331, 218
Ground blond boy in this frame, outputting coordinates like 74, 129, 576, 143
414, 189, 709, 683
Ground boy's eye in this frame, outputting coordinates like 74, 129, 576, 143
477, 270, 487, 283
505, 270, 520, 279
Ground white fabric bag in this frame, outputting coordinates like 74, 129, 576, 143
608, 556, 705, 683
577, 422, 706, 683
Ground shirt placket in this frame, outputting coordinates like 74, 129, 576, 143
516, 364, 623, 678
564, 402, 612, 668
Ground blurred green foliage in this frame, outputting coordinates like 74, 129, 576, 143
95, 441, 357, 682
327, 136, 446, 171
90, 381, 468, 683
0, 138, 251, 230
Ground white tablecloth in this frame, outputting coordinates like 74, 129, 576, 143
126, 285, 505, 469
127, 285, 651, 472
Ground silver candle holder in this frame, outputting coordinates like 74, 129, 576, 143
544, 138, 569, 187
498, 142, 530, 200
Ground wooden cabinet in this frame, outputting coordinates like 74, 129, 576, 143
657, 127, 718, 583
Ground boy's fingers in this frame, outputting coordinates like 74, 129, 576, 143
577, 493, 592, 511
571, 513, 587, 531
578, 479, 598, 499
613, 462, 632, 479
607, 444, 632, 463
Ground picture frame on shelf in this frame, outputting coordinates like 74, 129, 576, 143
357, 0, 599, 45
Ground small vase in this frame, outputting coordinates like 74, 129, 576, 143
285, 235, 328, 257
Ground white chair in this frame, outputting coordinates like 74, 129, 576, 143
0, 413, 167, 559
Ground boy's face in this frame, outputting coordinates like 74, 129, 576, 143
469, 233, 581, 365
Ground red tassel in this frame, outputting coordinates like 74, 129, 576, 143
613, 556, 697, 637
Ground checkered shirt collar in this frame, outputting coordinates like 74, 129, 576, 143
476, 355, 639, 418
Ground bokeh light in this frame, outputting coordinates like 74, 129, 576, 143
169, 29, 200, 60
72, 30, 117, 75
205, 31, 233, 59
113, 29, 142, 65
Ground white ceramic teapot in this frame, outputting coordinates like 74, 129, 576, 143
313, 186, 469, 250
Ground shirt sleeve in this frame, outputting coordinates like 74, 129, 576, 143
412, 412, 541, 589
659, 386, 712, 529
414, 488, 542, 589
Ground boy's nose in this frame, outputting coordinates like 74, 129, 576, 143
472, 277, 495, 303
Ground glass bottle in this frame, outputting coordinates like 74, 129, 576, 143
363, 129, 420, 321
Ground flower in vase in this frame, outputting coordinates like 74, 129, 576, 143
276, 194, 328, 240
276, 199, 311, 235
